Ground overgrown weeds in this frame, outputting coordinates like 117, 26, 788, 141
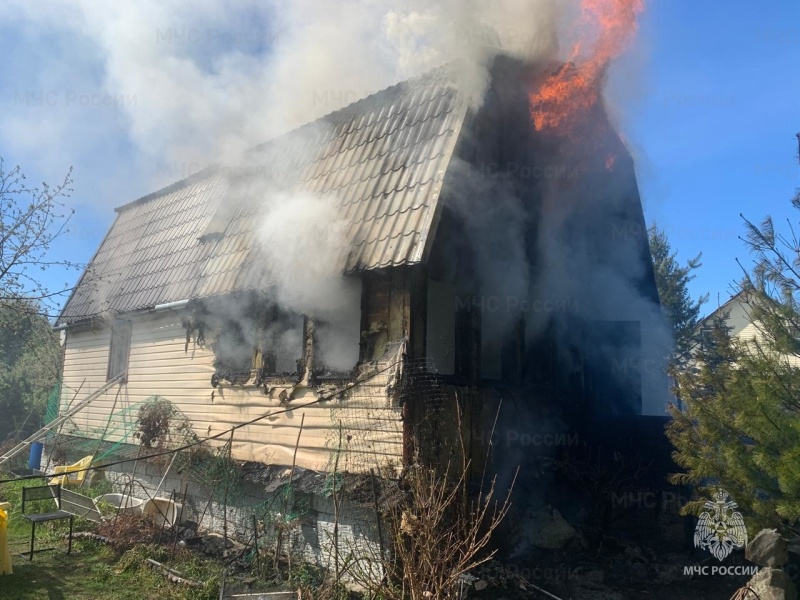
96, 512, 160, 552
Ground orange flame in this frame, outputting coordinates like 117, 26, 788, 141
530, 0, 644, 132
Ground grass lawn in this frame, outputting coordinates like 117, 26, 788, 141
1, 539, 218, 600
0, 478, 221, 600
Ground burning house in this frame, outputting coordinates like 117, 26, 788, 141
47, 53, 670, 561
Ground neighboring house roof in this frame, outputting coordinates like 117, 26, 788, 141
695, 290, 753, 339
59, 66, 467, 325
698, 291, 746, 323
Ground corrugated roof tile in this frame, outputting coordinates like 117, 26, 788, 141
59, 65, 465, 324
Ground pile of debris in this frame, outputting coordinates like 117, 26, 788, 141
742, 529, 797, 600
457, 510, 800, 600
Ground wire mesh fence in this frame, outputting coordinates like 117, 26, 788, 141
14, 348, 464, 593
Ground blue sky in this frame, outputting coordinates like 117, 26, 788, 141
612, 0, 800, 309
1, 1, 798, 317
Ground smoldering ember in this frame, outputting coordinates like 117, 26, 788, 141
1, 1, 798, 600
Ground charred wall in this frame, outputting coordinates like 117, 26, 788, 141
410, 55, 670, 501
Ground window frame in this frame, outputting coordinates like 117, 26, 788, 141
107, 319, 132, 382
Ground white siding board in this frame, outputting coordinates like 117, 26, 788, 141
703, 296, 800, 370
57, 311, 403, 472
60, 328, 112, 418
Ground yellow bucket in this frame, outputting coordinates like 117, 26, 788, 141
0, 503, 11, 575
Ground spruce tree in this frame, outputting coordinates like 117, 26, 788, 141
648, 222, 708, 360
667, 182, 800, 535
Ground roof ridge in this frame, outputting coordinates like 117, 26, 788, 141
115, 166, 221, 213
114, 62, 459, 215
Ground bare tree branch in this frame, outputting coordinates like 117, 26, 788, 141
0, 157, 81, 316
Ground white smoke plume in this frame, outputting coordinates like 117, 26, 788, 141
0, 0, 564, 190
0, 0, 567, 372
2, 1, 668, 410
256, 188, 361, 372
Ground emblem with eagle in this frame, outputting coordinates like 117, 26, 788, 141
694, 489, 748, 561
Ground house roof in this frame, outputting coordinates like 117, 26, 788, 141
696, 290, 749, 328
59, 66, 468, 325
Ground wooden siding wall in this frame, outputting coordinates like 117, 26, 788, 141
738, 321, 800, 368
60, 310, 404, 472
60, 324, 112, 433
706, 297, 800, 368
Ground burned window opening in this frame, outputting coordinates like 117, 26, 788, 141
425, 278, 477, 381
313, 316, 359, 380
523, 318, 558, 386
210, 318, 255, 384
359, 271, 391, 363
256, 311, 306, 382
500, 316, 525, 383
183, 297, 305, 388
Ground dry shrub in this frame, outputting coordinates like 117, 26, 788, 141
134, 397, 202, 469
345, 402, 516, 600
134, 397, 176, 450
383, 462, 514, 600
96, 512, 160, 552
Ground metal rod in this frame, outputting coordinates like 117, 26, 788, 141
153, 450, 179, 498
87, 384, 122, 487
171, 483, 189, 561
370, 468, 385, 564
222, 429, 234, 557
252, 513, 260, 577
198, 488, 215, 530
42, 379, 85, 475
68, 515, 74, 554
332, 424, 342, 583
285, 414, 304, 583
157, 489, 174, 546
